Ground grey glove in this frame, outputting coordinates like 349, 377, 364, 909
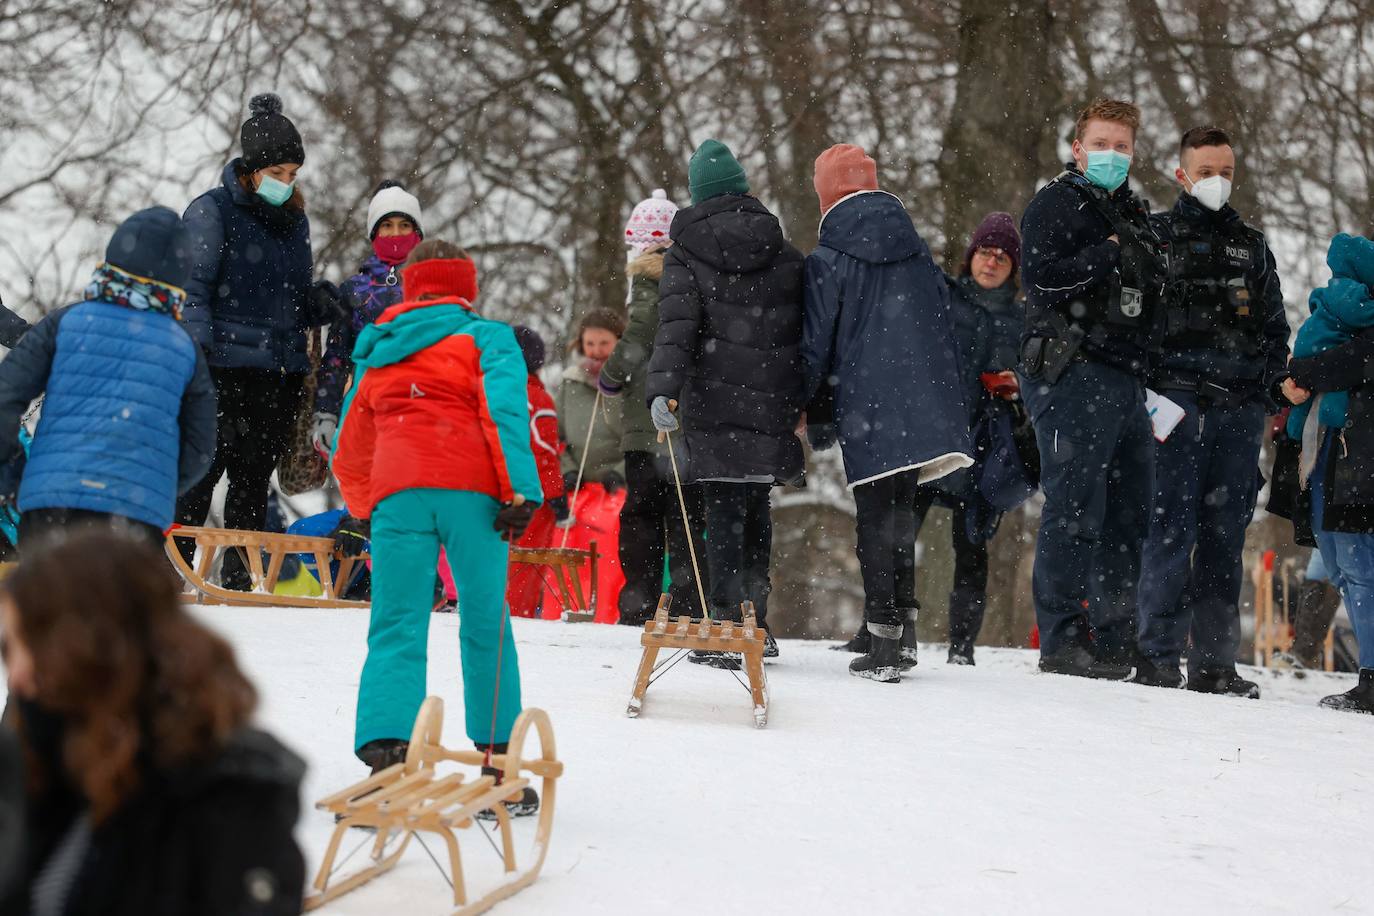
311, 412, 339, 453
651, 396, 679, 433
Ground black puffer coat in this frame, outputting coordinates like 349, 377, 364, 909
646, 194, 806, 484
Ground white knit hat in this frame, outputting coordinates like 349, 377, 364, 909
624, 189, 678, 252
366, 183, 423, 239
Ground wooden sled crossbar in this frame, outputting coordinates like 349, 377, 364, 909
306, 698, 562, 915
628, 595, 769, 728
165, 526, 598, 614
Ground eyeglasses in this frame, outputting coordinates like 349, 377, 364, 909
974, 247, 1011, 267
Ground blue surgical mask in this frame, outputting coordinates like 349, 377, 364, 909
255, 174, 294, 207
1083, 150, 1132, 193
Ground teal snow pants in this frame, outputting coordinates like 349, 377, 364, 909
354, 488, 522, 751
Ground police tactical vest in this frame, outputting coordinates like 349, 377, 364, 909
1157, 216, 1266, 354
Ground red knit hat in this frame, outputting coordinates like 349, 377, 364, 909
961, 212, 1021, 276
814, 144, 879, 215
401, 257, 479, 305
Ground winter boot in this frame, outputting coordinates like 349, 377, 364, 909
220, 548, 253, 592
898, 608, 919, 670
1318, 668, 1374, 715
474, 742, 540, 819
1293, 578, 1342, 668
1187, 666, 1260, 699
356, 738, 409, 774
1130, 657, 1184, 689
1037, 644, 1131, 680
762, 631, 779, 659
690, 604, 743, 670
849, 623, 903, 683
947, 642, 975, 666
831, 620, 870, 654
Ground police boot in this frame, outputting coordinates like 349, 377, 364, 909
1038, 644, 1132, 680
1130, 657, 1184, 689
1319, 669, 1374, 715
1187, 666, 1260, 699
849, 623, 902, 684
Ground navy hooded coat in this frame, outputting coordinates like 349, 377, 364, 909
802, 191, 973, 487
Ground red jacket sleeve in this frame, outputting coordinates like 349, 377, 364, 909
528, 377, 565, 499
331, 376, 379, 519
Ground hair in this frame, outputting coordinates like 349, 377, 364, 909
1074, 97, 1142, 141
404, 239, 469, 266
1179, 126, 1232, 161
571, 308, 626, 353
4, 532, 257, 822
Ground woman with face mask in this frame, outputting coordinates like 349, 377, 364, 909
175, 93, 347, 588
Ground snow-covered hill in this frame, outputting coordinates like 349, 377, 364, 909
163, 608, 1374, 912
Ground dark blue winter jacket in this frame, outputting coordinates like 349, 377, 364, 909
182, 160, 318, 373
0, 299, 217, 529
944, 274, 994, 427
317, 255, 403, 416
802, 191, 973, 487
1149, 193, 1289, 400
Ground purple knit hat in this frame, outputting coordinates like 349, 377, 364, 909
961, 212, 1021, 276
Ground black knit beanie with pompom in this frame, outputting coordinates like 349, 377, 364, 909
240, 93, 305, 172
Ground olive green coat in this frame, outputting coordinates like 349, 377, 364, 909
601, 250, 667, 455
556, 359, 625, 483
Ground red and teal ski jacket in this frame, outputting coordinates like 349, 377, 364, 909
331, 257, 542, 518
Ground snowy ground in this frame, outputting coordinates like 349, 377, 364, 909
181, 609, 1374, 912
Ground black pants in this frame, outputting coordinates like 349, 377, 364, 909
853, 470, 921, 628
18, 508, 162, 552
176, 368, 304, 573
913, 487, 990, 652
701, 481, 772, 625
618, 450, 708, 621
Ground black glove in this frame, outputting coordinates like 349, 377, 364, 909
600, 469, 625, 494
547, 495, 570, 523
807, 423, 838, 452
0, 451, 25, 506
494, 502, 536, 542
311, 280, 350, 324
330, 514, 371, 557
562, 471, 580, 494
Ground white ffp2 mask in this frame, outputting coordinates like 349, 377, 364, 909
1186, 172, 1232, 211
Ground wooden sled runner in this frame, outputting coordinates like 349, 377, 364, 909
627, 595, 769, 728
306, 697, 562, 915
166, 526, 600, 615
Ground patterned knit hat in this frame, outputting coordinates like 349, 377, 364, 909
624, 189, 678, 252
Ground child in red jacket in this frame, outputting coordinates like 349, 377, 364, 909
505, 325, 566, 616
332, 240, 543, 802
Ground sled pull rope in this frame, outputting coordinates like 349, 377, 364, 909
660, 400, 709, 619
560, 388, 602, 550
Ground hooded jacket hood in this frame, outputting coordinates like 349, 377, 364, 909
353, 300, 473, 369
1327, 232, 1374, 289
669, 194, 788, 275
817, 191, 922, 266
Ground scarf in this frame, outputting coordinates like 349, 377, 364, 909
83, 264, 185, 320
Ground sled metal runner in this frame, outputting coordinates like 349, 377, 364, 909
627, 594, 770, 727
164, 525, 598, 615
305, 697, 562, 915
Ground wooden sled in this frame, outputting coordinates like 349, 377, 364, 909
306, 697, 562, 915
167, 526, 600, 615
627, 595, 769, 728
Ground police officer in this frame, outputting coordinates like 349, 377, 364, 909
1019, 98, 1166, 678
1133, 127, 1291, 697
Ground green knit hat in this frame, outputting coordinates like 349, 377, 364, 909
688, 139, 749, 205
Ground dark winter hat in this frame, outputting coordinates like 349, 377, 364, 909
513, 325, 546, 373
104, 206, 193, 289
962, 211, 1021, 276
688, 139, 749, 205
240, 93, 305, 172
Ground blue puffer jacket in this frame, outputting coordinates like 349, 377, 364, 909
0, 299, 218, 529
802, 191, 973, 486
182, 159, 317, 373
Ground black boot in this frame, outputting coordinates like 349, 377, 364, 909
947, 641, 975, 666
898, 608, 919, 670
1038, 644, 1132, 680
849, 623, 902, 683
1319, 668, 1374, 715
831, 620, 870, 653
356, 738, 408, 774
474, 742, 540, 819
1131, 657, 1184, 689
220, 548, 254, 592
762, 631, 779, 659
1187, 666, 1260, 699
